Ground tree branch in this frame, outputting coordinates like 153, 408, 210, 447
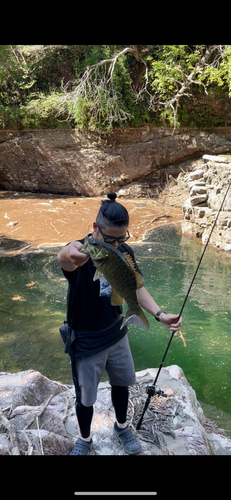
57, 46, 148, 128
161, 45, 226, 129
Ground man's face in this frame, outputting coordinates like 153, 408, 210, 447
93, 223, 129, 249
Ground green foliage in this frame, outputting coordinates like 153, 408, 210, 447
220, 46, 231, 96
1, 44, 231, 130
149, 45, 201, 99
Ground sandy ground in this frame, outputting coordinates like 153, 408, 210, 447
0, 191, 183, 253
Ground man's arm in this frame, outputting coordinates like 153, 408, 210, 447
137, 287, 182, 332
57, 241, 89, 272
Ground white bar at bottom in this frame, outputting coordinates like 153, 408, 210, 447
74, 493, 157, 496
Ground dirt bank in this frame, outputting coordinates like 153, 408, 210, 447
0, 190, 183, 253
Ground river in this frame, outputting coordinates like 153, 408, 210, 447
0, 194, 231, 435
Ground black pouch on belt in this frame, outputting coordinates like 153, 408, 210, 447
59, 321, 81, 405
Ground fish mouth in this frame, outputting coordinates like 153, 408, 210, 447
81, 238, 108, 260
92, 248, 106, 259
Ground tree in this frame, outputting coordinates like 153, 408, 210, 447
1, 44, 231, 130
54, 46, 148, 129
148, 45, 226, 127
49, 44, 230, 129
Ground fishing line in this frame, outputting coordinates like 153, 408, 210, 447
136, 179, 231, 430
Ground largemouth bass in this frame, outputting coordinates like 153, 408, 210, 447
80, 236, 149, 330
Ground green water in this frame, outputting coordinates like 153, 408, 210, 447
0, 227, 231, 433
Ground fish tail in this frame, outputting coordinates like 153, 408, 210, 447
120, 307, 149, 330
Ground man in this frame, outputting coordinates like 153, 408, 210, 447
58, 193, 182, 455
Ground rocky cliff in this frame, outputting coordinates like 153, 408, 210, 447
1, 367, 231, 456
1, 127, 231, 196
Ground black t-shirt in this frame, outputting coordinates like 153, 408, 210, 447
61, 237, 143, 357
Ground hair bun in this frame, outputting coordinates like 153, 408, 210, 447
107, 192, 117, 201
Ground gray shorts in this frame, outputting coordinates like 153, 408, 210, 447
74, 334, 136, 406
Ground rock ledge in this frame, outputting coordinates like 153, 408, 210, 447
0, 366, 230, 455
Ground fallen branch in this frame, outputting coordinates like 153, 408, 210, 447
50, 222, 62, 236
36, 416, 44, 455
24, 393, 54, 430
0, 408, 20, 455
169, 174, 177, 185
21, 429, 34, 455
147, 214, 171, 226
62, 396, 70, 423
17, 244, 31, 253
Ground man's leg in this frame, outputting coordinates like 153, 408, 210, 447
72, 349, 108, 449
69, 402, 93, 455
106, 337, 141, 454
111, 384, 141, 454
76, 402, 93, 441
111, 385, 129, 428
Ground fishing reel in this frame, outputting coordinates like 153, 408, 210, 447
146, 383, 167, 398
136, 384, 168, 430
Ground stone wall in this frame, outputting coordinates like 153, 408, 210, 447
181, 155, 231, 251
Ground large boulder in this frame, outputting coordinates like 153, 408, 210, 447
1, 367, 231, 455
0, 370, 73, 455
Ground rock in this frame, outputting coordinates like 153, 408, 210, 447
1, 367, 231, 455
182, 156, 231, 251
10, 403, 67, 436
0, 370, 74, 455
142, 223, 178, 243
206, 432, 231, 455
0, 127, 231, 196
9, 369, 66, 409
190, 195, 209, 207
166, 364, 184, 380
26, 429, 73, 455
6, 221, 18, 227
203, 154, 229, 163
117, 182, 147, 198
190, 185, 207, 196
188, 169, 205, 181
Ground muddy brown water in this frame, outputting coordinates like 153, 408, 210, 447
0, 191, 183, 252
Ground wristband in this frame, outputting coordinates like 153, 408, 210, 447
155, 310, 166, 322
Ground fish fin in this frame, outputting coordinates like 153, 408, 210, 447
123, 252, 136, 270
120, 307, 149, 330
110, 288, 124, 306
134, 271, 145, 289
93, 269, 104, 281
123, 253, 144, 289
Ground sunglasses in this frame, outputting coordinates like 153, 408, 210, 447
97, 223, 130, 244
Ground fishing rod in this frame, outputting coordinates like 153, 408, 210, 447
136, 179, 231, 431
